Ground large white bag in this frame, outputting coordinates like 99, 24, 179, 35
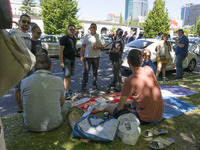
117, 113, 141, 145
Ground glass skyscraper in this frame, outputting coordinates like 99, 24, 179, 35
181, 3, 200, 26
125, 0, 148, 22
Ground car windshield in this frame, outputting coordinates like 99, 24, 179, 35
126, 40, 153, 49
189, 42, 197, 51
41, 36, 57, 43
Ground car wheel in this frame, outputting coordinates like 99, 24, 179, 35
187, 59, 196, 71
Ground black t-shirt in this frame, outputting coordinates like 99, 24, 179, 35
109, 36, 125, 61
60, 34, 77, 60
31, 40, 42, 55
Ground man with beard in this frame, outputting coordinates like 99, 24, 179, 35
10, 14, 32, 113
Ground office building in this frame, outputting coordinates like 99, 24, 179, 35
125, 0, 148, 22
181, 3, 200, 26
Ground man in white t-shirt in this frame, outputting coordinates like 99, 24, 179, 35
80, 23, 105, 92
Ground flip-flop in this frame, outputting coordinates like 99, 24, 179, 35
142, 127, 168, 137
148, 136, 175, 149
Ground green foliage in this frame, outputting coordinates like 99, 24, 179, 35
41, 0, 82, 35
119, 13, 123, 24
193, 14, 200, 36
19, 0, 39, 16
143, 0, 170, 38
110, 26, 118, 33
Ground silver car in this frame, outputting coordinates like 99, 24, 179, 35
188, 37, 200, 56
41, 35, 81, 57
122, 39, 198, 71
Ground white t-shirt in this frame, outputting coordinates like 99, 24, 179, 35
83, 33, 105, 58
159, 41, 170, 58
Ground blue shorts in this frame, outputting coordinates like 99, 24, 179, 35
63, 59, 75, 78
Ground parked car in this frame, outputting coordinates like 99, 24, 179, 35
188, 37, 200, 56
41, 35, 82, 57
122, 39, 198, 72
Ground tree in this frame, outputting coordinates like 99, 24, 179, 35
143, 0, 170, 38
129, 13, 133, 25
110, 26, 118, 33
119, 13, 123, 24
41, 0, 82, 35
19, 0, 39, 16
193, 14, 200, 36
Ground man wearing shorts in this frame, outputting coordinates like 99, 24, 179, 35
60, 24, 77, 100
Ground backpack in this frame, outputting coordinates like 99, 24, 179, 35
0, 29, 36, 97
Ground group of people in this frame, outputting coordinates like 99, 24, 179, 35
155, 30, 189, 82
3, 14, 189, 133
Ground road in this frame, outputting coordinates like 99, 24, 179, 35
0, 52, 200, 117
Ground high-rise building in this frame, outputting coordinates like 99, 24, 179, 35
181, 3, 200, 26
125, 0, 148, 22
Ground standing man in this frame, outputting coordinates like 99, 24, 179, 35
10, 14, 32, 113
106, 28, 125, 91
80, 23, 105, 92
175, 29, 189, 79
125, 30, 135, 44
59, 24, 77, 100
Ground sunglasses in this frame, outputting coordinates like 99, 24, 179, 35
69, 29, 75, 31
37, 32, 42, 35
22, 20, 31, 24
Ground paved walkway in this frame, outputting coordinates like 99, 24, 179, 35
0, 52, 200, 117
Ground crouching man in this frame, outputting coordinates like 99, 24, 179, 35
106, 49, 164, 125
21, 54, 71, 132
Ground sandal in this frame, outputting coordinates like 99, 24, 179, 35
148, 136, 175, 149
142, 127, 168, 137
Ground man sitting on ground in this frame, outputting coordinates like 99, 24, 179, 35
106, 49, 164, 125
21, 54, 71, 132
142, 49, 156, 75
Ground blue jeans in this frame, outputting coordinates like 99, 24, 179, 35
176, 55, 186, 79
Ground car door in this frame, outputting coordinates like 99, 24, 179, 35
48, 36, 60, 56
166, 41, 176, 70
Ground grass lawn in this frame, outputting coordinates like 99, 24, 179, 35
2, 76, 200, 150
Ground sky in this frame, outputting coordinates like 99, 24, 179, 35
12, 0, 200, 20
76, 0, 200, 20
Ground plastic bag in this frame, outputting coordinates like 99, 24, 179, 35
72, 102, 119, 142
117, 113, 141, 145
68, 110, 81, 129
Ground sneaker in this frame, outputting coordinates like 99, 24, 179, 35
93, 85, 99, 90
109, 83, 116, 88
80, 86, 86, 92
65, 93, 71, 100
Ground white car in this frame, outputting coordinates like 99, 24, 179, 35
188, 37, 200, 56
41, 35, 82, 57
122, 39, 198, 71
